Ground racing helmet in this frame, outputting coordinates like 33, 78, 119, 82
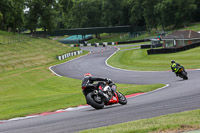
84, 73, 92, 77
171, 60, 175, 64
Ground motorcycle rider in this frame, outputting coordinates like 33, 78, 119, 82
171, 60, 186, 76
82, 73, 112, 92
82, 73, 114, 100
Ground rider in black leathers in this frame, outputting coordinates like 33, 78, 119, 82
82, 73, 112, 94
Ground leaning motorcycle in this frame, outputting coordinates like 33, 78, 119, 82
82, 82, 127, 109
175, 66, 188, 80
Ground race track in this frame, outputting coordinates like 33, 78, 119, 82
0, 45, 200, 133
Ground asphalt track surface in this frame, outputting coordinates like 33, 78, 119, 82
0, 45, 200, 133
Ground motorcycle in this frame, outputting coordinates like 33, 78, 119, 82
175, 66, 188, 80
82, 82, 127, 109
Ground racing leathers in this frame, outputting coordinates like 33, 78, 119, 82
171, 62, 186, 76
82, 76, 112, 95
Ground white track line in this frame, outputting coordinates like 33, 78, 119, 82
131, 84, 169, 98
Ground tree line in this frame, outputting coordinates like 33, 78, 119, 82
0, 0, 200, 33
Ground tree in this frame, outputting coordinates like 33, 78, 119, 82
142, 0, 159, 30
155, 0, 197, 29
58, 0, 73, 29
12, 0, 25, 32
193, 0, 200, 21
120, 0, 132, 26
102, 0, 123, 26
0, 0, 24, 32
0, 12, 3, 29
65, 0, 103, 28
154, 0, 177, 29
128, 0, 145, 26
39, 0, 60, 32
25, 0, 60, 33
24, 0, 42, 33
174, 0, 196, 27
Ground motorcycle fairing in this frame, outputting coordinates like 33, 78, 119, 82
106, 93, 119, 105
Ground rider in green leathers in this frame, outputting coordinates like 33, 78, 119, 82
171, 60, 186, 76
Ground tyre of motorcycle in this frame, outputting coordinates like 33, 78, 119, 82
117, 92, 127, 105
181, 71, 188, 80
86, 92, 104, 109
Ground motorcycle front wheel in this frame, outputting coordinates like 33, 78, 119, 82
117, 92, 127, 105
181, 71, 188, 80
86, 92, 104, 109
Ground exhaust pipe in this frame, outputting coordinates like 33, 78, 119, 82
93, 90, 98, 95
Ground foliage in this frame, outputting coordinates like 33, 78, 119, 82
0, 12, 2, 28
155, 0, 196, 29
128, 0, 145, 26
0, 0, 24, 32
101, 0, 124, 26
0, 0, 200, 33
24, 0, 60, 33
65, 0, 103, 28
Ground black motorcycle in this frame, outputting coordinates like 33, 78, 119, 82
175, 66, 188, 80
82, 82, 127, 109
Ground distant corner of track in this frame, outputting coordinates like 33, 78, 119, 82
49, 51, 91, 77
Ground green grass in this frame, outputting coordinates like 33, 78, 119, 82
108, 47, 200, 71
180, 22, 200, 31
0, 30, 33, 44
119, 46, 141, 50
79, 109, 200, 133
0, 38, 79, 72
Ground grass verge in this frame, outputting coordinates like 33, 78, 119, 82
79, 109, 200, 133
108, 47, 200, 71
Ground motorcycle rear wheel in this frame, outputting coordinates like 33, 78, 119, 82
86, 92, 104, 109
117, 92, 127, 105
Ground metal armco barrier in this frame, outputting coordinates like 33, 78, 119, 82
69, 39, 150, 47
57, 50, 83, 60
147, 42, 200, 55
70, 42, 116, 47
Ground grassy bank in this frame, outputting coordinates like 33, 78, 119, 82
79, 109, 200, 133
108, 47, 200, 71
0, 38, 79, 72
